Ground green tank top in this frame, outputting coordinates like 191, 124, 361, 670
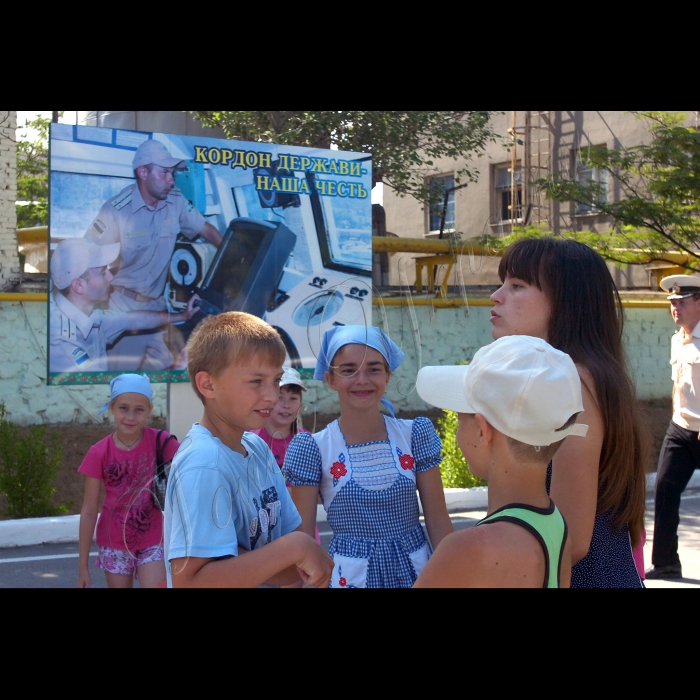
477, 500, 567, 588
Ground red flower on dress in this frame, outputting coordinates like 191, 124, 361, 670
330, 461, 347, 480
399, 454, 415, 471
339, 577, 347, 587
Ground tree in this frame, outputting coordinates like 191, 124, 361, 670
16, 114, 54, 229
190, 111, 501, 203
499, 111, 700, 270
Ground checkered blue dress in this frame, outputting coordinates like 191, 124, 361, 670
284, 416, 442, 588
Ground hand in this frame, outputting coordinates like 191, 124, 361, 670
295, 537, 334, 589
78, 569, 91, 588
184, 294, 202, 321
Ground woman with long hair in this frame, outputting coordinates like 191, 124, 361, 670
490, 236, 647, 587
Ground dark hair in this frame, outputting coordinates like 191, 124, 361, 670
498, 236, 647, 546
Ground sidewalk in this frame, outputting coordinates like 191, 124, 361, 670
1, 471, 699, 556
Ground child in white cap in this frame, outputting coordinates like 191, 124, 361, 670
77, 374, 179, 588
413, 335, 588, 588
250, 366, 309, 469
249, 366, 321, 552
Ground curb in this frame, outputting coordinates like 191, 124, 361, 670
1, 472, 698, 549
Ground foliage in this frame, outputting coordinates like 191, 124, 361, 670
531, 111, 700, 270
16, 114, 56, 229
0, 402, 66, 518
190, 111, 502, 203
474, 223, 644, 268
437, 408, 486, 489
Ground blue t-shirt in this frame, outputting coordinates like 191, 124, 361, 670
164, 424, 302, 587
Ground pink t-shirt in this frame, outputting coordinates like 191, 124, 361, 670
249, 427, 310, 471
78, 426, 179, 552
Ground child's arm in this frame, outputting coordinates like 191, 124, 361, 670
416, 467, 454, 550
290, 485, 320, 539
263, 525, 323, 586
77, 476, 101, 588
170, 530, 333, 588
412, 417, 454, 550
283, 432, 322, 539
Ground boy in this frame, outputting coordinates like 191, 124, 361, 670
413, 335, 588, 588
163, 311, 333, 588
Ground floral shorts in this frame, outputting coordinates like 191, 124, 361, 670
95, 544, 164, 578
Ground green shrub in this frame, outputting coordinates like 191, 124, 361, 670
0, 402, 66, 518
437, 409, 486, 489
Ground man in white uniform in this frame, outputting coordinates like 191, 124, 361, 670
84, 139, 222, 371
50, 238, 201, 373
647, 274, 700, 579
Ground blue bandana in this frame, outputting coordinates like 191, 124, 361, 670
99, 374, 153, 414
314, 326, 404, 417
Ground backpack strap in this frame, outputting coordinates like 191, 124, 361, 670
155, 430, 178, 479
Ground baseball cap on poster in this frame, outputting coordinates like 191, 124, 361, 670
416, 335, 589, 447
660, 274, 700, 300
50, 238, 120, 290
132, 139, 186, 170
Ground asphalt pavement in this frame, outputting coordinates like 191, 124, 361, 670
1, 488, 699, 588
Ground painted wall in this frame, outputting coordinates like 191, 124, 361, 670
0, 298, 676, 427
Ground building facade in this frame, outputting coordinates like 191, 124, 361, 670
382, 110, 687, 290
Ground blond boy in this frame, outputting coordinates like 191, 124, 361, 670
413, 335, 588, 588
163, 311, 333, 588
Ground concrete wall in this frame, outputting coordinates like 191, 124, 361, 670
0, 298, 676, 426
77, 111, 226, 139
0, 111, 19, 291
0, 300, 167, 426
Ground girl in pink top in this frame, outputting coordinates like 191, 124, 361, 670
250, 367, 320, 545
77, 374, 179, 588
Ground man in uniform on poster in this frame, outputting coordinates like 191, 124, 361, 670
647, 274, 700, 579
49, 238, 202, 374
84, 139, 223, 371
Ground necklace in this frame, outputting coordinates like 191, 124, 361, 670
115, 429, 143, 450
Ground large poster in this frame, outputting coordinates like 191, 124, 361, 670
47, 124, 373, 385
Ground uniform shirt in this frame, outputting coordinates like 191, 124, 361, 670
49, 291, 133, 373
84, 183, 206, 299
671, 320, 700, 431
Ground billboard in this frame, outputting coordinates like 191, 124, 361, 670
47, 124, 373, 385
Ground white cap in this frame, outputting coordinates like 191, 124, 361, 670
660, 274, 700, 300
280, 366, 307, 391
51, 238, 120, 290
132, 139, 185, 170
416, 335, 588, 447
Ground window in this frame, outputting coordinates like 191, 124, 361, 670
427, 174, 455, 234
494, 162, 522, 222
574, 157, 608, 214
